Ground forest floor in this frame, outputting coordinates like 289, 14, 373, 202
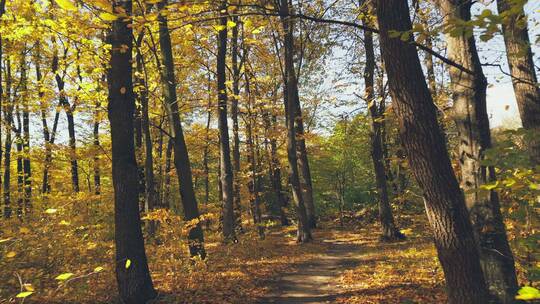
256, 219, 447, 304
1, 208, 449, 304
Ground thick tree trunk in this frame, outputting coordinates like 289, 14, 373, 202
375, 1, 490, 303
216, 0, 236, 242
438, 1, 518, 302
362, 10, 403, 241
158, 0, 206, 258
0, 0, 4, 212
230, 12, 243, 232
497, 0, 540, 165
107, 2, 156, 302
279, 0, 312, 243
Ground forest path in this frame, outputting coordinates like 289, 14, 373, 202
257, 229, 365, 304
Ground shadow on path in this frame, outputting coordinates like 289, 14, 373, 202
257, 236, 364, 304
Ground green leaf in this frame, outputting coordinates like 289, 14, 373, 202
16, 291, 33, 298
515, 286, 540, 300
55, 273, 74, 281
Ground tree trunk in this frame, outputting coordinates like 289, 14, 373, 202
245, 67, 265, 239
230, 11, 243, 233
292, 90, 316, 229
20, 50, 31, 213
52, 43, 79, 193
2, 58, 12, 218
0, 0, 4, 214
362, 9, 403, 241
375, 1, 490, 302
497, 0, 540, 165
34, 43, 58, 195
163, 137, 172, 209
93, 95, 101, 196
263, 110, 289, 226
135, 31, 159, 235
203, 90, 212, 206
157, 0, 206, 258
438, 1, 518, 302
216, 0, 236, 242
107, 1, 156, 302
65, 106, 79, 193
279, 0, 312, 243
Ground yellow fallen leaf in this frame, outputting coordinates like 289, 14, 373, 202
5, 251, 16, 258
45, 208, 57, 214
23, 284, 34, 292
55, 273, 74, 281
16, 291, 33, 298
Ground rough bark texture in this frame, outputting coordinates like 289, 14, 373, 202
107, 1, 156, 302
497, 0, 540, 166
438, 1, 518, 302
376, 1, 490, 303
217, 0, 236, 242
279, 0, 312, 243
158, 0, 206, 258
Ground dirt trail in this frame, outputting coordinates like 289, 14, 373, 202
258, 233, 363, 304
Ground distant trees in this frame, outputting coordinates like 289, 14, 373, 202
497, 0, 540, 165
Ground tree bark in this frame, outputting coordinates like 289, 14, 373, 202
18, 50, 31, 214
497, 0, 540, 165
107, 1, 156, 302
216, 0, 236, 242
292, 90, 316, 229
279, 0, 312, 243
2, 58, 12, 218
263, 110, 289, 226
375, 1, 490, 302
157, 0, 206, 258
438, 1, 518, 302
230, 10, 243, 233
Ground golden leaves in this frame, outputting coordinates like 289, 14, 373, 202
54, 0, 77, 11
